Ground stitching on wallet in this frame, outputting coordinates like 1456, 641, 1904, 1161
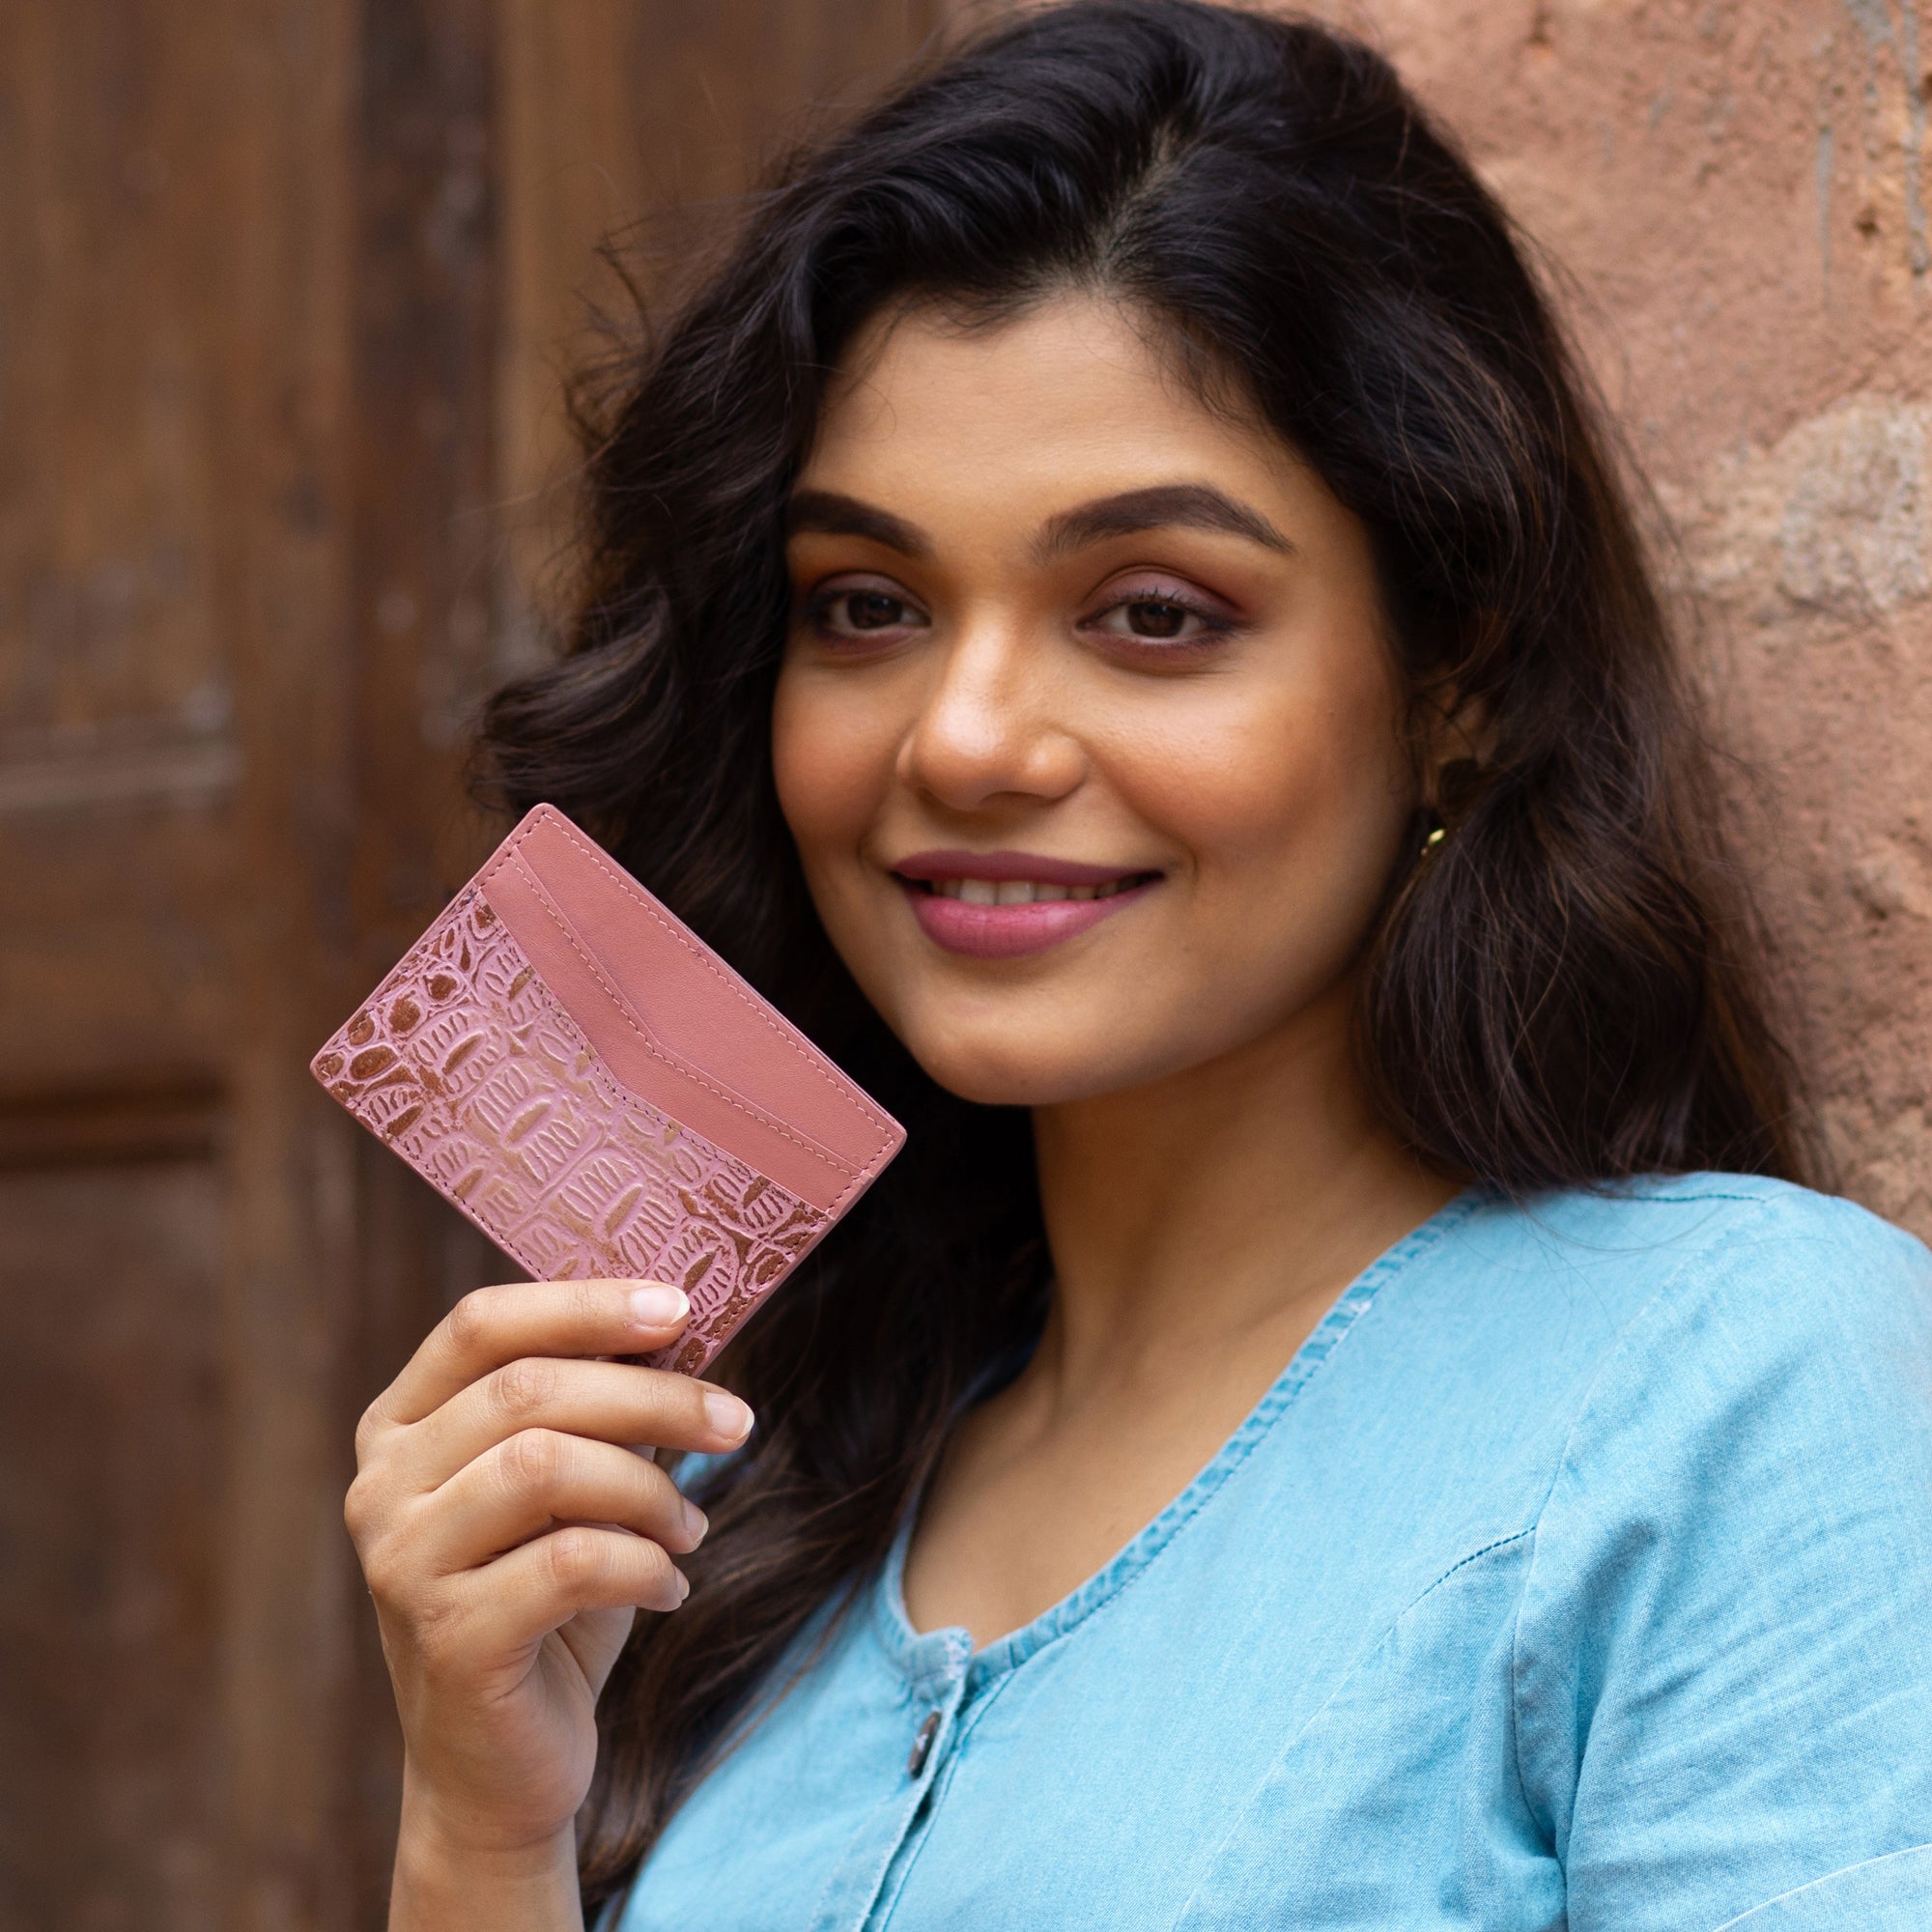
500, 938, 874, 1347
322, 891, 892, 1320
516, 955, 837, 1290
483, 810, 895, 1147
498, 852, 861, 1183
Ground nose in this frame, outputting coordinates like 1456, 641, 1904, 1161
895, 610, 1086, 813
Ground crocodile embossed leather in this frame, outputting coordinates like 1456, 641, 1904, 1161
311, 806, 904, 1374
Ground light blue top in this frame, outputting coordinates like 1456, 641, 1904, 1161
610, 1177, 1932, 1930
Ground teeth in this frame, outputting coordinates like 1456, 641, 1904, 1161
929, 875, 1143, 904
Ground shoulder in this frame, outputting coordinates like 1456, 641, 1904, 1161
1466, 1171, 1932, 1362
1405, 1176, 1930, 1440
1616, 1168, 1929, 1270
1506, 1179, 1932, 1909
1508, 1173, 1932, 1538
1359, 1179, 1930, 1501
1633, 1173, 1926, 1348
1418, 1176, 1932, 1528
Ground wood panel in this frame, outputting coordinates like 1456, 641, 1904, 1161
0, 3, 951, 1925
495, 0, 951, 648
0, 1159, 227, 1930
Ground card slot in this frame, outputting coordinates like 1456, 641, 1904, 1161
479, 858, 865, 1209
497, 850, 861, 1181
483, 807, 898, 1169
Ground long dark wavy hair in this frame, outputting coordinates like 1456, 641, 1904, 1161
474, 0, 1808, 1903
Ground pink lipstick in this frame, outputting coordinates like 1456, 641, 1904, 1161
891, 849, 1161, 959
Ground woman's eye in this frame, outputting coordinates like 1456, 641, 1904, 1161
1084, 589, 1233, 646
804, 582, 926, 641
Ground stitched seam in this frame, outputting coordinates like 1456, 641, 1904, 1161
1165, 1529, 1535, 1750
485, 809, 897, 1142
1632, 1191, 1775, 1204
502, 898, 893, 1226
1427, 1529, 1537, 1595
1510, 1193, 1781, 1849
1167, 1531, 1535, 1930
498, 851, 864, 1182
1708, 1842, 1932, 1930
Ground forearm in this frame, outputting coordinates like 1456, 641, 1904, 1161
389, 1794, 584, 1932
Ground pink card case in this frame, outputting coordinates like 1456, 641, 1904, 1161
310, 804, 905, 1375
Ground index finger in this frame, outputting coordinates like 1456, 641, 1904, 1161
372, 1278, 691, 1428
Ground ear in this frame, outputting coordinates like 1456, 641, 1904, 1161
1416, 686, 1495, 814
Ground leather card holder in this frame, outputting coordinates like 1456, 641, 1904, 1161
310, 805, 905, 1374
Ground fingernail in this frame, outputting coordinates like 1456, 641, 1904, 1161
674, 1568, 691, 1604
702, 1390, 753, 1442
681, 1496, 708, 1541
629, 1284, 688, 1327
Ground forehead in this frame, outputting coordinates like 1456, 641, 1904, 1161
799, 293, 1309, 508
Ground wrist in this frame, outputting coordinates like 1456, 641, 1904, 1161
392, 1780, 582, 1931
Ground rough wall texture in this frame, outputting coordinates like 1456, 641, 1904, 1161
1332, 0, 1932, 1236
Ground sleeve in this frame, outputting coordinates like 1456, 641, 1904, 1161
1511, 1191, 1932, 1932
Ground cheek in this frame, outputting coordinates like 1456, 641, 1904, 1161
1122, 656, 1411, 956
770, 668, 892, 874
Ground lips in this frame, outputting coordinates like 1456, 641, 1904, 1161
891, 849, 1161, 959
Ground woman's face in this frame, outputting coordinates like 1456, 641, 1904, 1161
773, 294, 1417, 1108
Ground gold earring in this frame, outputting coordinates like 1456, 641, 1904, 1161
1420, 813, 1447, 856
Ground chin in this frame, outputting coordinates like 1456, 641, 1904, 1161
902, 1022, 1177, 1110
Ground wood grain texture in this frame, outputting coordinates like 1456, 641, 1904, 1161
0, 1162, 227, 1931
495, 0, 950, 659
0, 3, 947, 1924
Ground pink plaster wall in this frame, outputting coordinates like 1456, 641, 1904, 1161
1336, 0, 1932, 1235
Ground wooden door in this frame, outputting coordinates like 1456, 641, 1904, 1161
0, 3, 945, 1925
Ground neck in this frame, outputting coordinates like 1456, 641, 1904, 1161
1027, 976, 1457, 1410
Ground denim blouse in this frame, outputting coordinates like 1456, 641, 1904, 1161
609, 1177, 1932, 1930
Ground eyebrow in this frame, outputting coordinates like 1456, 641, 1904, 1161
1034, 484, 1294, 561
785, 482, 1295, 566
786, 490, 934, 559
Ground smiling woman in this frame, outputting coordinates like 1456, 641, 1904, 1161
775, 298, 1416, 1096
346, 3, 1932, 1929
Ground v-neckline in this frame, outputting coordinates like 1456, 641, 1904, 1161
875, 1187, 1481, 1690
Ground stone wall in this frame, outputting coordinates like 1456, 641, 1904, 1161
1347, 0, 1932, 1234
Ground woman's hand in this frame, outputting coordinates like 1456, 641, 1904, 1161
345, 1279, 754, 1928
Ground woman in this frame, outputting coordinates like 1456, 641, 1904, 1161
346, 4, 1932, 1926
